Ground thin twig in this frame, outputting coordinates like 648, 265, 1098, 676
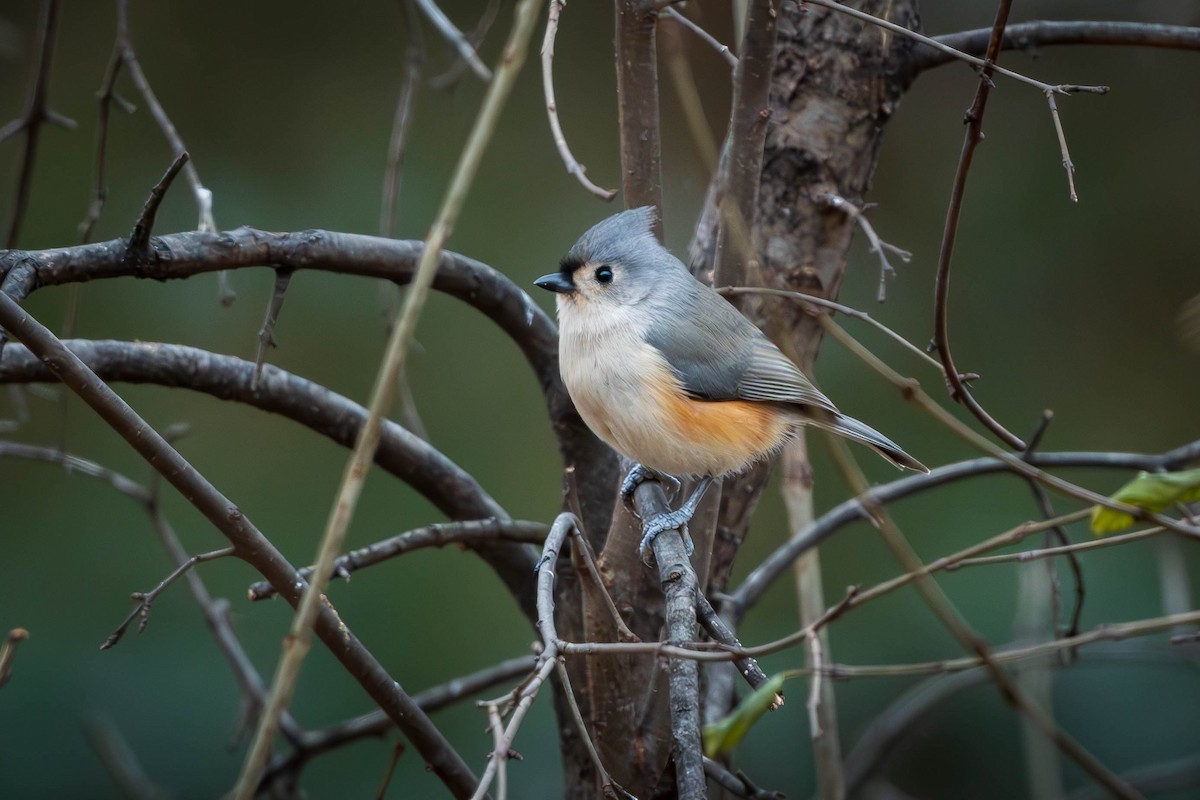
0, 297, 478, 798
3, 0, 74, 248
920, 20, 1200, 74
817, 193, 912, 302
380, 1, 425, 239
954, 526, 1165, 568
0, 442, 303, 744
0, 628, 29, 688
718, 285, 948, 376
470, 513, 575, 800
703, 758, 786, 800
233, 4, 545, 787
803, 0, 1109, 96
694, 590, 772, 692
100, 547, 235, 650
1045, 89, 1078, 202
84, 715, 166, 800
929, 0, 1027, 450
662, 6, 737, 67
555, 661, 631, 799
415, 0, 493, 82
660, 19, 720, 175
824, 435, 1140, 798
252, 269, 294, 389
541, 0, 616, 200
374, 742, 406, 800
247, 519, 548, 601
127, 151, 189, 258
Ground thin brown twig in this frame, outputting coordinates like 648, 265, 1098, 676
100, 546, 235, 650
920, 20, 1200, 74
0, 628, 30, 689
802, 0, 1109, 96
554, 661, 630, 799
127, 151, 189, 258
0, 441, 304, 744
415, 0, 493, 82
3, 0, 75, 248
817, 193, 912, 302
252, 269, 294, 389
0, 298, 478, 797
930, 0, 1027, 450
470, 513, 576, 800
247, 519, 548, 601
661, 6, 737, 67
380, 0, 425, 239
694, 590, 772, 692
541, 0, 617, 200
1045, 89, 1078, 202
824, 435, 1140, 798
234, 4, 544, 792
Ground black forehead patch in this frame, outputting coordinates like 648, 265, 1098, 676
558, 255, 586, 274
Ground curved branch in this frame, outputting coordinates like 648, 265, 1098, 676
914, 21, 1200, 74
0, 226, 618, 541
728, 440, 1200, 621
0, 293, 480, 797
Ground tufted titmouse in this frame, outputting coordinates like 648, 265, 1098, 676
536, 207, 926, 558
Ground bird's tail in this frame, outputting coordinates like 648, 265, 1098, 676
811, 411, 928, 473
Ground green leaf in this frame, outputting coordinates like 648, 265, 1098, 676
702, 672, 787, 759
1090, 468, 1200, 535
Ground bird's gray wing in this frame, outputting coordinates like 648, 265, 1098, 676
644, 292, 839, 413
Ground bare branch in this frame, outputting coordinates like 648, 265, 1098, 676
0, 299, 479, 799
415, 0, 493, 82
803, 0, 1109, 96
661, 7, 737, 67
730, 438, 1200, 620
0, 628, 29, 689
817, 194, 912, 302
262, 655, 537, 788
127, 151, 189, 258
929, 0, 1028, 450
3, 0, 74, 248
380, 4, 424, 239
917, 20, 1200, 74
542, 0, 618, 200
252, 268, 293, 388
248, 519, 548, 601
100, 547, 235, 650
693, 590, 771, 692
824, 436, 1139, 798
703, 759, 786, 800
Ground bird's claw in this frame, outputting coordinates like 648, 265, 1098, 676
637, 510, 696, 565
620, 464, 680, 517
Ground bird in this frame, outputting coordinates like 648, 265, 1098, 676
535, 206, 926, 560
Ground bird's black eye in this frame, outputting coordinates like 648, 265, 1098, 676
595, 265, 614, 284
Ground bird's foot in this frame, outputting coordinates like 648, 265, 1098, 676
638, 510, 695, 564
620, 464, 680, 516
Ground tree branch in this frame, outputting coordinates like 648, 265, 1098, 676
0, 295, 481, 798
914, 20, 1200, 74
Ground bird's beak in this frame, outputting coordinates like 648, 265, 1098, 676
534, 272, 575, 294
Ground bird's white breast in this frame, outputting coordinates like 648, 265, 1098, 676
556, 298, 789, 476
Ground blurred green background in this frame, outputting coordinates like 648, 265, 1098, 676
2, 1, 1199, 797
